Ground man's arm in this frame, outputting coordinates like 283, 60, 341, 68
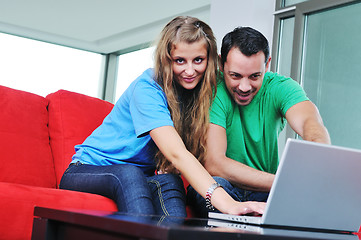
285, 101, 331, 144
204, 123, 274, 192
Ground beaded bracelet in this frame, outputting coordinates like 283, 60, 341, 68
205, 182, 222, 210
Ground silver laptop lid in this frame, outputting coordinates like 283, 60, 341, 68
262, 139, 361, 233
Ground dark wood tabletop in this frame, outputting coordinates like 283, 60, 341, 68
31, 206, 358, 240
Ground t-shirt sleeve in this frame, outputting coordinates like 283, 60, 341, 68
209, 81, 230, 129
271, 73, 309, 116
129, 80, 174, 137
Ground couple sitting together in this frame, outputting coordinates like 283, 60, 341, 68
59, 16, 331, 218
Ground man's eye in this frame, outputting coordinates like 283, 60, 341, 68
250, 74, 261, 80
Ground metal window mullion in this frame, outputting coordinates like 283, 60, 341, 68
99, 54, 118, 103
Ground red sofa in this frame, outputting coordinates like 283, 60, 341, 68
0, 85, 195, 240
0, 85, 119, 239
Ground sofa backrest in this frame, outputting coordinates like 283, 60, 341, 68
0, 85, 57, 188
46, 90, 114, 187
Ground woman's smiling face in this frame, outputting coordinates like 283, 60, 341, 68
171, 40, 208, 90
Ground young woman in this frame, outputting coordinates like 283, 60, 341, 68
60, 16, 265, 217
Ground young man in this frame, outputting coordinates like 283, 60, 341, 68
187, 27, 331, 217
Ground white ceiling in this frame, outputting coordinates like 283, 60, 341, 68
0, 0, 211, 54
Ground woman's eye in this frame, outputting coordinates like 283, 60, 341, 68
175, 59, 184, 64
194, 58, 203, 64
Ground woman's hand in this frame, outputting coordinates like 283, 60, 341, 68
211, 187, 266, 216
227, 201, 266, 216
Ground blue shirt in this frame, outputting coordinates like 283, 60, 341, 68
72, 68, 174, 176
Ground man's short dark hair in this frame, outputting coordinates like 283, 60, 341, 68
221, 27, 269, 66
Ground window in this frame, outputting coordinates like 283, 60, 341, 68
276, 17, 295, 77
273, 0, 361, 150
0, 33, 103, 98
283, 0, 309, 7
301, 2, 361, 149
115, 46, 155, 101
275, 16, 295, 156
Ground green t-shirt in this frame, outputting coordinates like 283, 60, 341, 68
210, 72, 309, 174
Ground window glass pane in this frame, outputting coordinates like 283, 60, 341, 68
301, 2, 361, 150
276, 17, 295, 77
276, 17, 295, 156
283, 0, 309, 7
0, 33, 102, 98
115, 47, 155, 101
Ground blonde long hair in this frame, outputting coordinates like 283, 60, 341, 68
153, 16, 218, 172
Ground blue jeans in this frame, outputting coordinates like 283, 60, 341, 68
187, 176, 269, 217
59, 162, 187, 217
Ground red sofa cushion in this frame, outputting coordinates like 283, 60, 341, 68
46, 90, 114, 187
0, 85, 56, 188
0, 181, 117, 240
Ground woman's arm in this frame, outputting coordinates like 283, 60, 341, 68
150, 125, 265, 215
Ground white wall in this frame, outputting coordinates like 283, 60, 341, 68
210, 0, 276, 53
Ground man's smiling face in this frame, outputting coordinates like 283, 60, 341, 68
222, 47, 271, 106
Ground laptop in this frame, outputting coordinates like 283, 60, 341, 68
209, 139, 361, 234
